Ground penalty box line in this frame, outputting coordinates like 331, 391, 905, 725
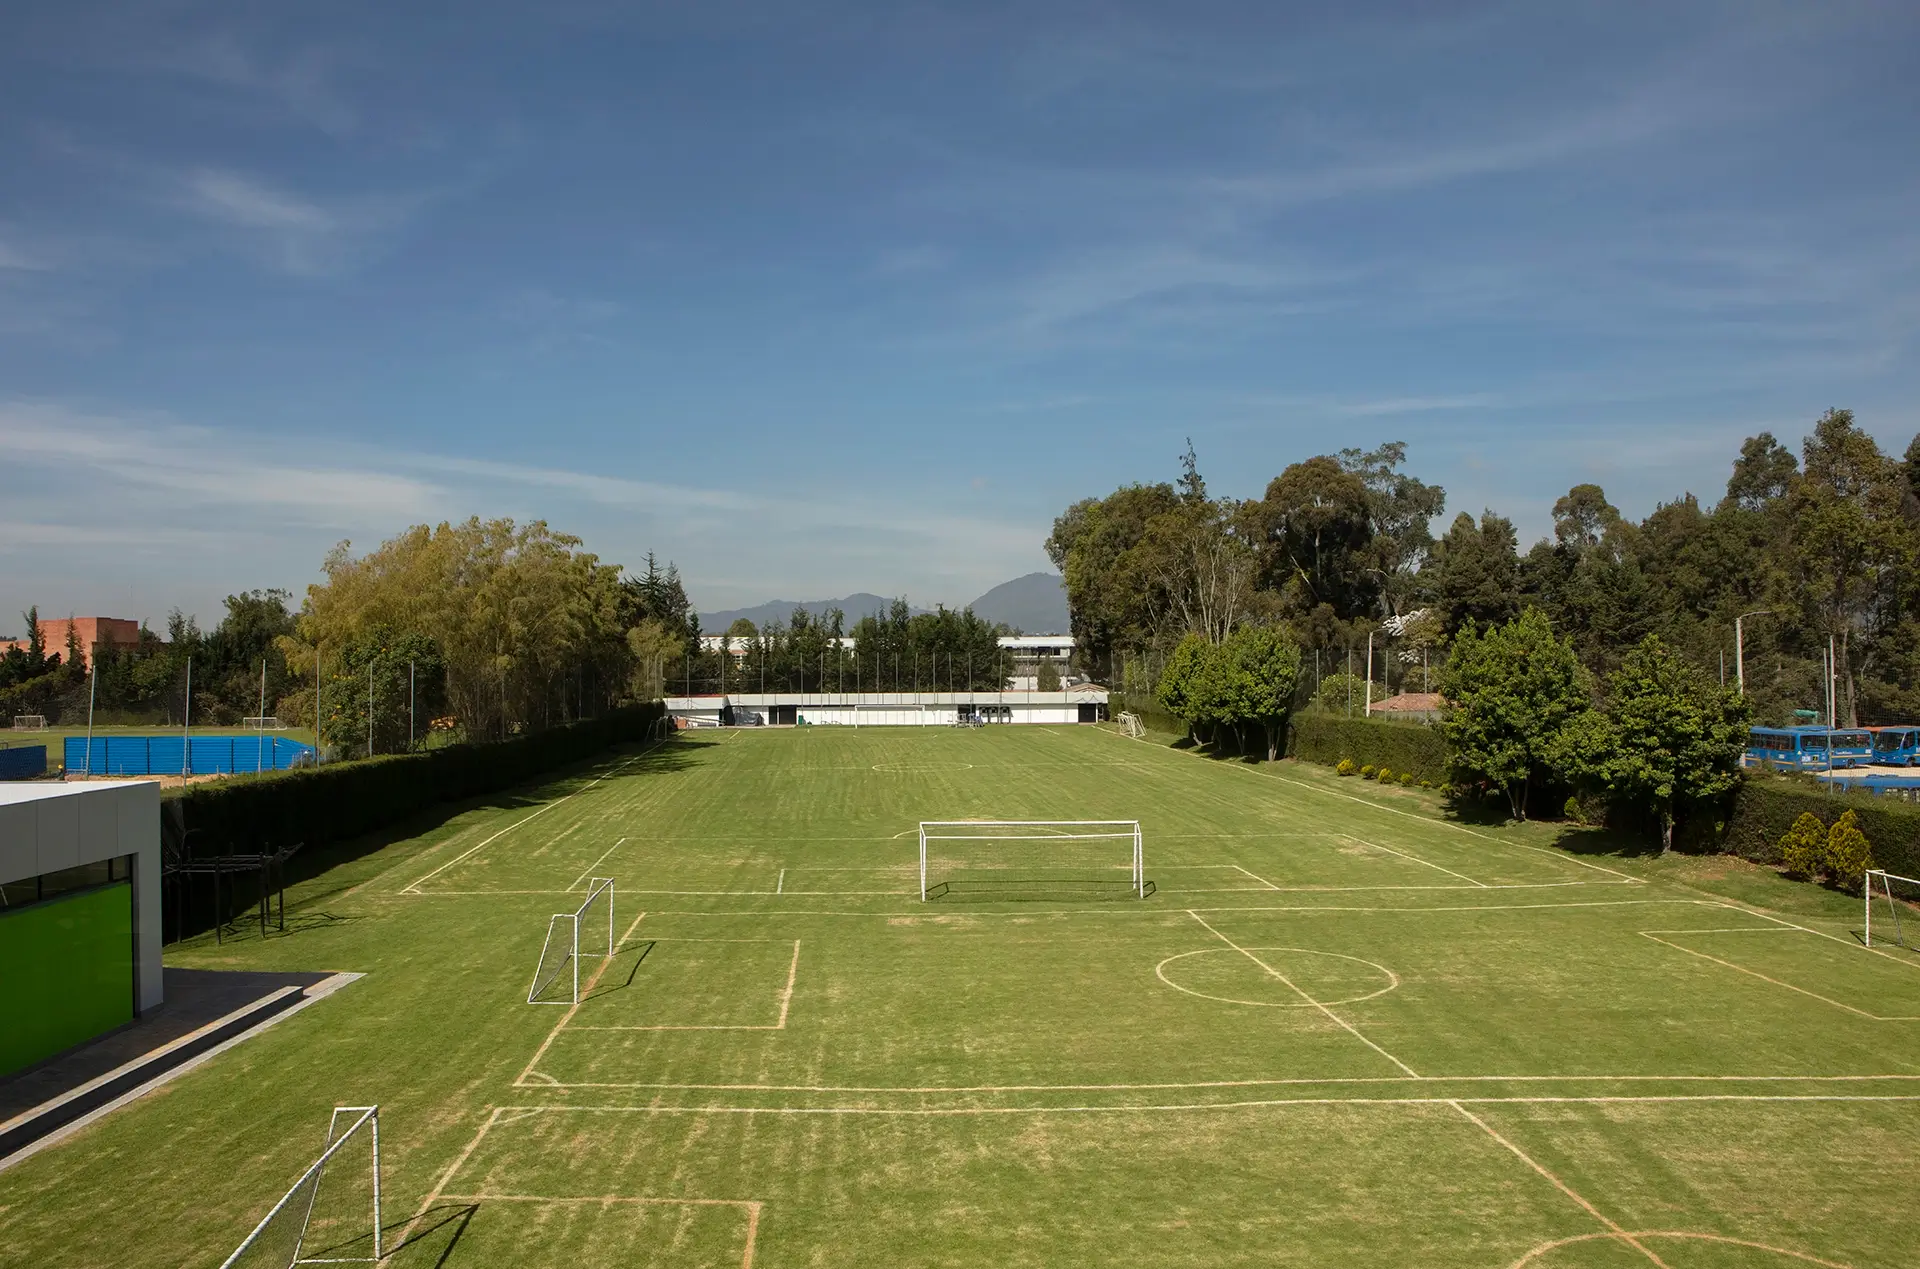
561, 938, 802, 1033
1639, 928, 1920, 1021
1447, 1101, 1673, 1268
516, 910, 651, 1086
517, 1072, 1920, 1095
1187, 910, 1420, 1078
400, 747, 656, 895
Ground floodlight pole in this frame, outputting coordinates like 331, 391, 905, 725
367, 664, 374, 757
84, 660, 97, 777
182, 657, 193, 778
1365, 632, 1374, 716
258, 659, 267, 774
1733, 610, 1771, 696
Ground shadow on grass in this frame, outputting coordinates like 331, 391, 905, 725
382, 1202, 477, 1266
165, 737, 708, 947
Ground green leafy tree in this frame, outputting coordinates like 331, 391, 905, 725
1557, 635, 1750, 851
1156, 633, 1211, 737
1212, 624, 1302, 759
1036, 658, 1062, 692
1439, 609, 1591, 820
1427, 511, 1521, 636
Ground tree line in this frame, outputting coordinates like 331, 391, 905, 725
1051, 411, 1920, 730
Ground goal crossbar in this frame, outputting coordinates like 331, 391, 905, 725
1865, 869, 1920, 950
528, 877, 615, 1004
219, 1105, 381, 1268
918, 820, 1144, 901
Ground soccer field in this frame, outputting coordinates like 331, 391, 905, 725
4, 725, 1917, 1268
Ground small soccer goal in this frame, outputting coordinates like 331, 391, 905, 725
219, 1105, 382, 1268
1117, 711, 1145, 739
10, 715, 46, 732
528, 877, 615, 1004
918, 820, 1148, 901
1865, 869, 1920, 950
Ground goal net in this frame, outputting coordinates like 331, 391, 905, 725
219, 1105, 382, 1268
1865, 869, 1920, 950
918, 820, 1147, 901
10, 715, 46, 731
1117, 711, 1145, 739
528, 877, 615, 1004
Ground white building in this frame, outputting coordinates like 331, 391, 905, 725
694, 633, 1078, 690
665, 685, 1107, 728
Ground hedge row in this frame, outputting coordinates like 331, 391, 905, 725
1718, 773, 1920, 878
166, 701, 666, 861
1284, 713, 1450, 784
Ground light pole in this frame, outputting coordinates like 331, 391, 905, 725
1734, 610, 1773, 696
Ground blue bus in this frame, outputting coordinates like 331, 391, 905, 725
1745, 727, 1873, 771
1870, 726, 1920, 767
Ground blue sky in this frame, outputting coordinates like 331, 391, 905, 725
3, 2, 1917, 630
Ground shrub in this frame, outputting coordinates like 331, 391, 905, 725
1335, 757, 1356, 776
1777, 812, 1828, 880
1376, 767, 1394, 784
1286, 714, 1449, 784
1360, 764, 1377, 780
1563, 795, 1587, 825
1725, 773, 1920, 881
1826, 810, 1874, 889
1420, 780, 1434, 789
1399, 771, 1415, 786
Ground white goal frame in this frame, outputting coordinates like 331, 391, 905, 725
219, 1105, 381, 1268
527, 877, 615, 1004
1117, 711, 1145, 739
1865, 869, 1920, 949
10, 715, 47, 732
918, 820, 1144, 900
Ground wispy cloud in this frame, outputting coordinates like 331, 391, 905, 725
165, 166, 422, 276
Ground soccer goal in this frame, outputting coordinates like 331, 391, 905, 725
10, 715, 46, 732
1117, 711, 1145, 739
1865, 869, 1920, 950
219, 1105, 382, 1268
528, 877, 615, 1004
918, 820, 1147, 901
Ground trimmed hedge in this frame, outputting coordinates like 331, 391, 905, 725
1285, 713, 1449, 785
165, 702, 666, 861
1719, 773, 1920, 879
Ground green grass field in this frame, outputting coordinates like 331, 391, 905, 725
4, 724, 1917, 1267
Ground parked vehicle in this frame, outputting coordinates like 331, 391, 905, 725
1869, 725, 1920, 767
1745, 726, 1874, 771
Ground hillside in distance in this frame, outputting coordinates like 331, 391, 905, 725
700, 573, 1068, 635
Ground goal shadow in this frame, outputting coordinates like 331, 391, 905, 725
923, 877, 1155, 903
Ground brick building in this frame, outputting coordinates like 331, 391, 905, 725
0, 617, 143, 669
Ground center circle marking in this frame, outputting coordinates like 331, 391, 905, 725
1155, 946, 1400, 1008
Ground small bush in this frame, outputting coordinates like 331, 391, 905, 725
1420, 780, 1434, 789
1336, 757, 1356, 776
1376, 766, 1393, 784
1778, 812, 1827, 880
1826, 810, 1874, 888
1360, 764, 1377, 780
1399, 771, 1415, 786
1563, 795, 1587, 826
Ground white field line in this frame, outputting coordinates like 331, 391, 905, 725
434, 1195, 764, 1269
569, 838, 628, 891
1448, 1100, 1672, 1268
573, 897, 1718, 921
1639, 932, 1920, 1021
1697, 899, 1920, 974
569, 940, 801, 1032
1187, 910, 1421, 1078
480, 1093, 1920, 1118
401, 753, 646, 894
1230, 863, 1281, 890
1098, 726, 1641, 882
392, 1104, 506, 1254
1341, 834, 1488, 888
776, 869, 784, 894
518, 1072, 1920, 1094
516, 910, 650, 1086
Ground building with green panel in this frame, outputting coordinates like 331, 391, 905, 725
0, 781, 162, 1077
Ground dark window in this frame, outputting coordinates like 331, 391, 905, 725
0, 855, 133, 911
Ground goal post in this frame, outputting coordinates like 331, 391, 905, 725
1865, 869, 1920, 950
528, 877, 615, 1004
1117, 711, 1145, 739
219, 1105, 381, 1268
918, 820, 1146, 901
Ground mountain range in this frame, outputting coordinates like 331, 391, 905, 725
701, 572, 1069, 635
